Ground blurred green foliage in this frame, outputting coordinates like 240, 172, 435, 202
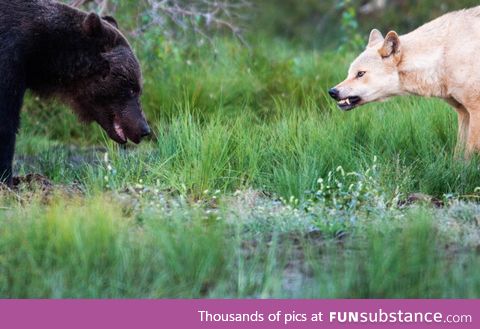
254, 0, 480, 47
65, 0, 480, 48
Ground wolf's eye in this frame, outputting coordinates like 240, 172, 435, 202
356, 71, 366, 78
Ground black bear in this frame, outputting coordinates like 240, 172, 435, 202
0, 0, 151, 186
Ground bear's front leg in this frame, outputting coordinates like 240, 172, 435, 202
0, 131, 16, 187
0, 75, 24, 187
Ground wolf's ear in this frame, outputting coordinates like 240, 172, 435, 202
368, 29, 384, 47
379, 31, 401, 61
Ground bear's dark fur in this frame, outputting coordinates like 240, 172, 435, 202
0, 0, 150, 185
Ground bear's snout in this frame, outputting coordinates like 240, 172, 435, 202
139, 121, 151, 138
118, 111, 151, 144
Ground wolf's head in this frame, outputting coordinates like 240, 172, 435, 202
328, 29, 403, 111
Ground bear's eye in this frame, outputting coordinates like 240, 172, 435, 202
129, 89, 136, 97
356, 71, 366, 78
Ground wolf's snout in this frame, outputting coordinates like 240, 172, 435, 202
328, 88, 340, 100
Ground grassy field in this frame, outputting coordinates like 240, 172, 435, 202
2, 38, 480, 298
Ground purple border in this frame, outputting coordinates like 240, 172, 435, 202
0, 299, 477, 329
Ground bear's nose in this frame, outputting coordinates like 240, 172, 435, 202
328, 88, 340, 100
140, 123, 151, 138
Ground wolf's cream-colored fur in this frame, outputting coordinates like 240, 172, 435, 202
331, 7, 480, 157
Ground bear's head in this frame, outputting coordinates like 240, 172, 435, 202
69, 13, 150, 144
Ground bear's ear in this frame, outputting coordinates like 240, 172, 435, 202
83, 12, 104, 36
368, 29, 383, 47
379, 31, 401, 61
102, 16, 119, 29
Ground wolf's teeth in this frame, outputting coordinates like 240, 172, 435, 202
346, 99, 350, 105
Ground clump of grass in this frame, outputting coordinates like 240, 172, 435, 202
0, 195, 231, 298
1, 191, 478, 298
305, 159, 396, 236
302, 207, 480, 298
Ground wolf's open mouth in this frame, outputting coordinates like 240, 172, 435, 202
337, 96, 362, 111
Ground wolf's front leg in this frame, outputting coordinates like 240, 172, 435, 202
465, 111, 480, 159
454, 105, 470, 157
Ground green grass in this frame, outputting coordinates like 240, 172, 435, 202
2, 38, 480, 298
